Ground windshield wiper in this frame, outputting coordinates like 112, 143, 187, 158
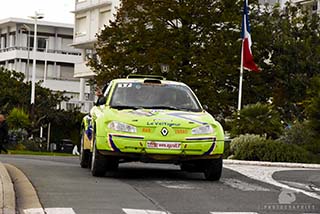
143, 106, 180, 110
146, 106, 202, 112
111, 105, 141, 110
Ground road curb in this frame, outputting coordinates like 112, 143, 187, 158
0, 162, 15, 214
224, 159, 320, 169
4, 164, 44, 214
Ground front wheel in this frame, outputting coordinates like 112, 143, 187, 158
203, 157, 223, 181
80, 132, 90, 168
91, 140, 108, 177
91, 139, 119, 177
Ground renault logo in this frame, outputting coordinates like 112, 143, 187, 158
161, 127, 168, 136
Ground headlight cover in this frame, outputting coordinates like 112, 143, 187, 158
108, 121, 137, 133
192, 124, 214, 135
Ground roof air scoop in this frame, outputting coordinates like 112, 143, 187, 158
143, 79, 162, 84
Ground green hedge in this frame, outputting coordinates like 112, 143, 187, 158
279, 122, 320, 155
230, 134, 319, 163
228, 103, 283, 139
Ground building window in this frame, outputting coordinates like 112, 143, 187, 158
99, 9, 112, 30
38, 38, 47, 51
66, 103, 76, 111
29, 37, 48, 51
312, 1, 318, 11
76, 16, 87, 37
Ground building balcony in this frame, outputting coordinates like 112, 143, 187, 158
74, 0, 112, 13
43, 78, 90, 94
74, 61, 95, 78
0, 46, 82, 64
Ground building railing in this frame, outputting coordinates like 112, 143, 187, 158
0, 46, 81, 56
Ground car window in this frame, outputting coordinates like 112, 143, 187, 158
110, 82, 202, 112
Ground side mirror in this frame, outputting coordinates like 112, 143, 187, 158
95, 97, 107, 106
203, 105, 209, 111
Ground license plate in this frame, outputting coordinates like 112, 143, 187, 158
147, 141, 181, 150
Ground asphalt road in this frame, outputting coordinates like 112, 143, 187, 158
0, 155, 319, 214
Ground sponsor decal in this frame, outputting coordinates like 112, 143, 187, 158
85, 125, 93, 140
167, 112, 207, 125
130, 109, 155, 117
108, 134, 121, 152
175, 129, 188, 134
147, 141, 181, 150
147, 121, 181, 127
161, 127, 169, 136
142, 128, 152, 133
111, 134, 144, 139
185, 136, 216, 141
118, 83, 132, 88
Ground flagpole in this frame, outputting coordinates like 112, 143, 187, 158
238, 40, 244, 112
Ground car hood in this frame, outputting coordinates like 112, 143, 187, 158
103, 108, 216, 128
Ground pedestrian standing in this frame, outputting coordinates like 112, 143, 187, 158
0, 114, 9, 154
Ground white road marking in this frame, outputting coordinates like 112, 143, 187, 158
210, 212, 258, 214
23, 208, 76, 214
222, 178, 270, 192
224, 165, 320, 200
156, 180, 196, 189
45, 208, 76, 214
123, 208, 170, 214
279, 180, 320, 192
23, 208, 45, 214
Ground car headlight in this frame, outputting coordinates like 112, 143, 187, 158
192, 124, 214, 135
108, 121, 137, 133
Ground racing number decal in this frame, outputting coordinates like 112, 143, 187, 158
167, 112, 207, 125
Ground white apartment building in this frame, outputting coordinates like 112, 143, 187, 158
259, 0, 288, 8
260, 0, 320, 13
72, 0, 121, 112
293, 0, 320, 14
0, 17, 91, 111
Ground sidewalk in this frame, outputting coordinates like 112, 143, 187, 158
0, 161, 15, 214
0, 161, 45, 214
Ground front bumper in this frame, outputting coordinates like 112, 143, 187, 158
96, 133, 224, 159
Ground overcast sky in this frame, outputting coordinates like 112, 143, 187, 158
0, 0, 74, 24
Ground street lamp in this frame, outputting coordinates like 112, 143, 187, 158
30, 11, 44, 105
20, 24, 31, 82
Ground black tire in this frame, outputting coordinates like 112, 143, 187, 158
91, 139, 108, 177
91, 139, 119, 177
80, 132, 90, 168
203, 157, 223, 181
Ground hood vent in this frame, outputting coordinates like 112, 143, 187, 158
144, 79, 162, 84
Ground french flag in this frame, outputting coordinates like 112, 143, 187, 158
241, 0, 259, 72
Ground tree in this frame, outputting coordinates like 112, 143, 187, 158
0, 67, 67, 124
306, 75, 320, 134
250, 2, 320, 122
0, 67, 80, 142
229, 102, 283, 139
6, 108, 30, 130
90, 0, 320, 124
90, 0, 243, 120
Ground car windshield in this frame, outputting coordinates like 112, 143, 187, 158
110, 82, 202, 112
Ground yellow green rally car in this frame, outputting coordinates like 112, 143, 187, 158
80, 75, 224, 180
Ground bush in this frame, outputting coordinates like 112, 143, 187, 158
230, 134, 265, 154
6, 108, 30, 130
229, 102, 283, 139
8, 138, 46, 152
230, 134, 319, 163
306, 76, 320, 134
8, 128, 28, 144
279, 122, 320, 155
